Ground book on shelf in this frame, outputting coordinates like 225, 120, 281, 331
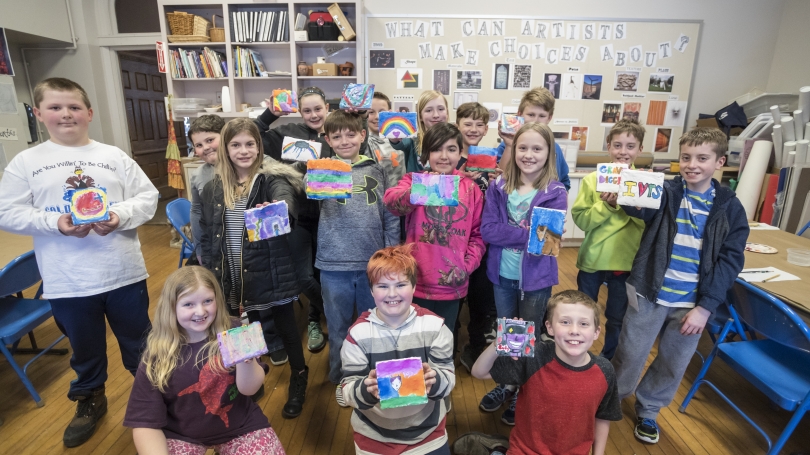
170, 47, 227, 79
231, 9, 290, 43
295, 13, 307, 31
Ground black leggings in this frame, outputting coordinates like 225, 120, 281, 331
248, 303, 306, 372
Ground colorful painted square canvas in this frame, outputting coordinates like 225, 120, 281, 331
527, 207, 565, 256
467, 146, 499, 172
217, 322, 269, 368
616, 169, 665, 209
376, 357, 428, 409
281, 136, 321, 162
379, 112, 418, 139
339, 83, 375, 109
410, 174, 459, 206
306, 158, 353, 200
500, 114, 524, 134
70, 187, 109, 225
244, 200, 291, 242
595, 163, 629, 193
495, 318, 536, 357
272, 89, 298, 113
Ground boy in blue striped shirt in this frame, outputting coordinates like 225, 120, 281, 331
610, 128, 748, 445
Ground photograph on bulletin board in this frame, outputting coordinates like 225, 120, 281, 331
0, 28, 13, 76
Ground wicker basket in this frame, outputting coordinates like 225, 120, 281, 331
166, 11, 210, 36
167, 35, 211, 43
209, 15, 225, 42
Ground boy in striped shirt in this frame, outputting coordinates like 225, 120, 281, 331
611, 128, 748, 444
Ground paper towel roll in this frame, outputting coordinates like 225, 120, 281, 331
783, 116, 796, 141
771, 105, 783, 126
221, 86, 231, 112
797, 140, 809, 163
773, 124, 784, 168
800, 86, 810, 125
786, 151, 796, 167
795, 110, 804, 140
736, 140, 774, 220
805, 123, 810, 143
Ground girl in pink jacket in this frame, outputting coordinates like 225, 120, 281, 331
384, 123, 485, 333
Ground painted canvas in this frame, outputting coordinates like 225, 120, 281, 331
70, 187, 109, 225
376, 357, 428, 409
467, 146, 498, 172
217, 322, 269, 368
410, 174, 459, 206
595, 163, 629, 193
272, 89, 298, 113
379, 112, 418, 139
617, 169, 665, 209
527, 207, 565, 256
340, 83, 375, 109
495, 318, 536, 357
306, 159, 353, 199
281, 136, 321, 162
244, 200, 291, 242
500, 114, 524, 134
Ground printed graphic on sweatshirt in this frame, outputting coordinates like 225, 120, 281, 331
337, 175, 379, 205
177, 362, 238, 427
436, 255, 468, 288
505, 195, 533, 254
419, 203, 469, 247
39, 165, 112, 215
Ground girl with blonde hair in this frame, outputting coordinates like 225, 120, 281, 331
390, 90, 449, 172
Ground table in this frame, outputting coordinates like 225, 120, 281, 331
745, 229, 810, 314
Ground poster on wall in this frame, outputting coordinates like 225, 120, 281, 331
0, 28, 13, 76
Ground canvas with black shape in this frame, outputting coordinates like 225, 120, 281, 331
281, 136, 321, 162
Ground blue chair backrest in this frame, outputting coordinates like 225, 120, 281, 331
0, 251, 42, 298
730, 279, 810, 353
166, 198, 192, 229
799, 219, 810, 237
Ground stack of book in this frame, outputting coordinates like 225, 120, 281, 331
231, 10, 290, 43
233, 47, 268, 78
171, 47, 228, 79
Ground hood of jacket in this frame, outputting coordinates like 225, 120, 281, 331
258, 156, 305, 194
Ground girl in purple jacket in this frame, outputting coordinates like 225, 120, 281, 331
477, 122, 568, 425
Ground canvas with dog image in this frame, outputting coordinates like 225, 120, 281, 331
527, 207, 565, 256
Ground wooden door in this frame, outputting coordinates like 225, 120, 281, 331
119, 51, 185, 198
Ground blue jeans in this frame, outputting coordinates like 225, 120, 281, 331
492, 276, 551, 328
321, 270, 376, 384
577, 270, 629, 360
49, 280, 151, 400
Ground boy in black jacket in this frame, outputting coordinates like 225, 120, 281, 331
611, 128, 748, 445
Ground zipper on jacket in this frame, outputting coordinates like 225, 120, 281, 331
518, 249, 525, 301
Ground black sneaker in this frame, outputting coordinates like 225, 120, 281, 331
501, 389, 518, 426
452, 431, 510, 455
479, 384, 515, 412
460, 344, 484, 374
634, 417, 660, 443
269, 349, 288, 366
63, 387, 107, 447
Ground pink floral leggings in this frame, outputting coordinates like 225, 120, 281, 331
166, 427, 285, 455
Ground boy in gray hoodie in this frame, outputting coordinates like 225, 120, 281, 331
316, 110, 400, 385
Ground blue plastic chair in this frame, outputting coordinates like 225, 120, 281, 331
679, 279, 810, 454
798, 219, 810, 237
0, 251, 68, 407
166, 198, 194, 268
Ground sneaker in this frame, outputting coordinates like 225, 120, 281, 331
307, 322, 326, 352
634, 417, 660, 444
500, 389, 518, 425
452, 431, 510, 455
63, 387, 107, 447
282, 367, 308, 419
336, 384, 348, 407
269, 349, 288, 366
460, 344, 484, 374
479, 384, 515, 412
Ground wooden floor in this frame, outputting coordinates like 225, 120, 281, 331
2, 225, 810, 454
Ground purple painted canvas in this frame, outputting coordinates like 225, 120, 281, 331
217, 322, 269, 368
410, 174, 459, 206
376, 357, 428, 409
244, 200, 291, 242
495, 318, 536, 357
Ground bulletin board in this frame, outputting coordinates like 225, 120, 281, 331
364, 16, 701, 160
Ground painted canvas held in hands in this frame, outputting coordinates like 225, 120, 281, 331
339, 83, 375, 109
379, 112, 418, 139
616, 169, 665, 209
306, 158, 353, 199
495, 318, 536, 357
500, 114, 524, 134
376, 357, 428, 409
71, 187, 110, 225
527, 207, 565, 256
217, 322, 269, 368
281, 136, 321, 162
467, 146, 499, 172
410, 173, 459, 206
595, 163, 629, 193
273, 89, 298, 113
244, 200, 291, 242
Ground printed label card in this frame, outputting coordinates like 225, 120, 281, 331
467, 146, 499, 172
595, 163, 629, 193
410, 173, 459, 206
70, 187, 110, 225
272, 89, 298, 113
217, 322, 269, 368
306, 158, 353, 199
500, 113, 524, 134
376, 357, 428, 409
281, 136, 322, 162
616, 169, 665, 209
339, 83, 375, 109
495, 318, 536, 357
244, 200, 291, 242
527, 207, 566, 256
379, 112, 418, 139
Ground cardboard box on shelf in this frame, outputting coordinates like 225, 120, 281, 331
312, 63, 338, 76
328, 3, 356, 41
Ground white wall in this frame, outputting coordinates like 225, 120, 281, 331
0, 0, 73, 43
364, 0, 786, 129
766, 0, 810, 93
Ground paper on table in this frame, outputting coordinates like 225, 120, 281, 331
748, 222, 780, 230
739, 267, 800, 282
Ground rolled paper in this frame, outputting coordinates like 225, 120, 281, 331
770, 105, 782, 126
800, 86, 810, 125
805, 123, 810, 144
773, 125, 784, 169
796, 140, 809, 164
794, 110, 805, 141
782, 116, 796, 141
305, 158, 352, 199
736, 140, 773, 220
786, 151, 796, 167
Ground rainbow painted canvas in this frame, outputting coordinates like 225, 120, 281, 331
379, 112, 418, 139
217, 322, 269, 368
376, 357, 428, 409
339, 83, 375, 109
71, 187, 110, 225
272, 89, 298, 113
244, 200, 291, 242
281, 136, 321, 162
306, 159, 353, 200
410, 174, 459, 206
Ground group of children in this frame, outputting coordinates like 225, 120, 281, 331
0, 76, 747, 455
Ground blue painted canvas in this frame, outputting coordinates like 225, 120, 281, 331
527, 207, 565, 256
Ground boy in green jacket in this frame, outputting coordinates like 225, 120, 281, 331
571, 119, 646, 359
